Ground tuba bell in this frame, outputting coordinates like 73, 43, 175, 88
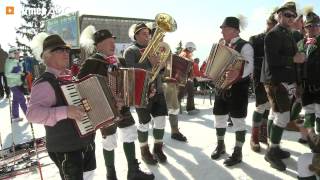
138, 13, 177, 63
149, 41, 171, 83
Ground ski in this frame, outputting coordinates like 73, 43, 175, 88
0, 145, 47, 168
0, 137, 45, 160
0, 160, 51, 180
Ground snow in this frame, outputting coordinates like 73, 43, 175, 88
0, 95, 310, 180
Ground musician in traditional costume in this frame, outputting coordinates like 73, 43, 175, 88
143, 21, 188, 142
124, 22, 168, 164
78, 26, 154, 180
261, 1, 305, 171
210, 16, 254, 167
178, 42, 200, 115
298, 8, 320, 134
297, 9, 320, 180
248, 10, 277, 152
27, 34, 96, 180
285, 12, 306, 132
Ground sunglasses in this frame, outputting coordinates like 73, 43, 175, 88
305, 24, 320, 28
283, 12, 297, 19
51, 47, 71, 54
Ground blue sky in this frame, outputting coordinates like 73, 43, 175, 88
1, 0, 319, 61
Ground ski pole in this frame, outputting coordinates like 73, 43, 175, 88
7, 92, 16, 169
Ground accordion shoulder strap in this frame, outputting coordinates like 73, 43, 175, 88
86, 57, 109, 65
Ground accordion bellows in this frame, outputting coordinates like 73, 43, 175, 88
108, 68, 151, 108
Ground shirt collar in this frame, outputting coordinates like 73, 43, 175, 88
230, 36, 241, 46
46, 67, 66, 78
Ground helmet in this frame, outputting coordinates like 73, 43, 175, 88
185, 42, 196, 51
8, 47, 20, 58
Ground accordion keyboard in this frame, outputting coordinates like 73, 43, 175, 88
61, 84, 94, 134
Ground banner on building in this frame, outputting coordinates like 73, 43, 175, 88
46, 12, 80, 49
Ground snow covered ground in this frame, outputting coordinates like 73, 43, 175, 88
0, 95, 310, 180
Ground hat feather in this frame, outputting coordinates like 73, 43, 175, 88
30, 32, 49, 62
128, 24, 137, 42
237, 14, 247, 30
303, 6, 314, 15
80, 25, 96, 55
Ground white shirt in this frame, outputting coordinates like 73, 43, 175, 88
230, 37, 254, 78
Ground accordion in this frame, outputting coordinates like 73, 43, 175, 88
61, 74, 119, 137
164, 54, 193, 86
205, 43, 245, 90
107, 68, 151, 108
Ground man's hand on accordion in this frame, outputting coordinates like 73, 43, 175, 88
67, 105, 85, 121
225, 69, 241, 84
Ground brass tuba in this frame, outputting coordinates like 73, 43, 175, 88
138, 13, 177, 63
149, 41, 171, 83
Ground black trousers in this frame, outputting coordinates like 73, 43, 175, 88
0, 72, 10, 97
213, 78, 250, 118
100, 106, 135, 136
302, 84, 320, 106
48, 142, 96, 180
254, 81, 269, 107
136, 93, 168, 124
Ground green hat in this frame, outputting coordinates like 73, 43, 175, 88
42, 34, 70, 53
94, 29, 116, 45
305, 11, 320, 27
220, 17, 240, 30
277, 1, 297, 16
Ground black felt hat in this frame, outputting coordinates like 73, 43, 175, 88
94, 29, 116, 45
276, 1, 297, 16
220, 17, 240, 30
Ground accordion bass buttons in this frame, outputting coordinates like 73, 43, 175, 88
80, 98, 92, 112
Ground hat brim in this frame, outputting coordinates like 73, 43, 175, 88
41, 44, 71, 58
276, 7, 297, 16
220, 25, 239, 30
134, 27, 151, 35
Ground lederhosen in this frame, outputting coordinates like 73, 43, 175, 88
261, 25, 297, 113
249, 33, 269, 107
33, 72, 96, 179
124, 42, 168, 124
213, 38, 250, 118
77, 53, 135, 136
